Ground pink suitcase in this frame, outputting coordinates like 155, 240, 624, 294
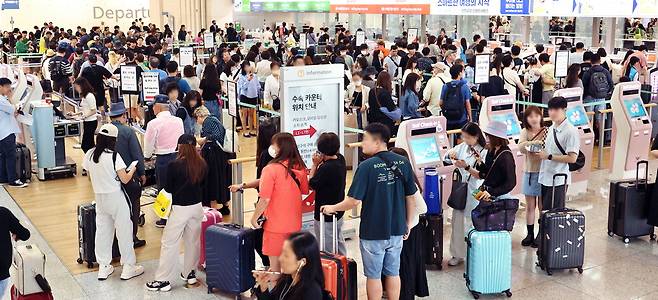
200, 207, 222, 268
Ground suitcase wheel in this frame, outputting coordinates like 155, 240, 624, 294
546, 269, 553, 276
504, 290, 512, 298
607, 231, 614, 237
471, 291, 480, 299
650, 234, 656, 241
578, 267, 584, 274
87, 262, 94, 268
623, 237, 630, 244
77, 258, 83, 264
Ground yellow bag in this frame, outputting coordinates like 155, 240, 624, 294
153, 190, 172, 219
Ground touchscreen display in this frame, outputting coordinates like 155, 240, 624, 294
492, 113, 521, 136
566, 106, 589, 127
409, 137, 441, 165
623, 98, 647, 118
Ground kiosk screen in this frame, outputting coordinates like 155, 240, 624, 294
566, 106, 589, 127
492, 113, 521, 136
409, 137, 442, 165
623, 98, 647, 119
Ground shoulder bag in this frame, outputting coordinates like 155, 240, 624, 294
446, 146, 483, 210
553, 128, 585, 171
374, 87, 402, 122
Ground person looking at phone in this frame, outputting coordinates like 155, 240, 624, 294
252, 232, 331, 300
309, 133, 347, 255
517, 106, 546, 248
252, 133, 309, 273
442, 122, 487, 267
146, 134, 207, 292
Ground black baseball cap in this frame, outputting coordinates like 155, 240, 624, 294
0, 78, 11, 86
177, 134, 196, 145
548, 96, 568, 109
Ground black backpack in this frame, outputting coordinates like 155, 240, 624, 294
589, 70, 610, 99
441, 82, 466, 120
159, 76, 183, 101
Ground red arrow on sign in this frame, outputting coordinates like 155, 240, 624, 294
293, 125, 317, 137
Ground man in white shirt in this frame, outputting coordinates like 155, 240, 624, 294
255, 51, 272, 83
144, 98, 184, 227
423, 62, 450, 116
532, 96, 580, 210
264, 61, 281, 108
569, 42, 586, 65
383, 45, 402, 78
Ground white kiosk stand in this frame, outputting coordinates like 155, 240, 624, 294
610, 82, 653, 180
395, 116, 455, 206
553, 87, 593, 196
478, 95, 525, 196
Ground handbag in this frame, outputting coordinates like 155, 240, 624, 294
153, 190, 173, 219
471, 198, 519, 231
447, 169, 469, 210
553, 128, 585, 171
374, 87, 402, 122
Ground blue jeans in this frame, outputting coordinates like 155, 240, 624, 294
0, 134, 17, 183
360, 235, 403, 279
0, 278, 8, 299
205, 99, 222, 120
584, 97, 611, 142
155, 153, 177, 190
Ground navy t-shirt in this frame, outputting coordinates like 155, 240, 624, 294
347, 151, 417, 240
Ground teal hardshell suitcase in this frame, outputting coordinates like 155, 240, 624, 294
464, 229, 512, 299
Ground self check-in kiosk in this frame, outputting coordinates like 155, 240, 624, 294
395, 116, 455, 205
553, 87, 593, 196
478, 95, 525, 196
610, 81, 653, 180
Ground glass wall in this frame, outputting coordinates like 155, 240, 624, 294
529, 16, 549, 45
427, 15, 456, 36
385, 15, 403, 40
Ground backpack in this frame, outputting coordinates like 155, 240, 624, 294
478, 75, 507, 98
159, 76, 183, 100
441, 81, 466, 121
589, 70, 610, 99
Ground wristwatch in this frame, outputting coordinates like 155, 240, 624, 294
465, 165, 471, 171
547, 154, 553, 161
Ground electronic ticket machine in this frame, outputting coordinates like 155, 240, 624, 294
553, 87, 593, 196
610, 82, 653, 180
478, 95, 525, 196
396, 116, 455, 205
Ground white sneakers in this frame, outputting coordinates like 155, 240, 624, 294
448, 257, 464, 266
97, 265, 114, 281
120, 264, 145, 280
97, 264, 144, 281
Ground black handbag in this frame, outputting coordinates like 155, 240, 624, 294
447, 169, 469, 210
553, 128, 585, 172
471, 198, 519, 231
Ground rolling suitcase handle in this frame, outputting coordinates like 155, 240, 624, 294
551, 173, 568, 210
319, 213, 338, 254
635, 160, 649, 190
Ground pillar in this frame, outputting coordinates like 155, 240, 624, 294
420, 15, 427, 43
604, 18, 616, 53
591, 17, 600, 47
521, 16, 531, 45
382, 14, 388, 40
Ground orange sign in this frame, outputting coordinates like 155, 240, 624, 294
647, 53, 657, 65
330, 4, 430, 14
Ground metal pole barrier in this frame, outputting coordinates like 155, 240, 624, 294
350, 145, 360, 218
597, 111, 605, 169
231, 162, 244, 226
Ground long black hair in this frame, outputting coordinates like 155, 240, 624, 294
274, 232, 327, 300
73, 77, 94, 98
202, 63, 220, 86
461, 122, 486, 148
92, 134, 116, 163
625, 56, 640, 78
565, 64, 581, 88
256, 118, 279, 168
402, 72, 421, 97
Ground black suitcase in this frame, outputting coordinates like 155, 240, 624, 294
205, 223, 255, 294
536, 174, 585, 276
608, 161, 656, 243
76, 203, 120, 268
420, 213, 443, 270
16, 143, 31, 183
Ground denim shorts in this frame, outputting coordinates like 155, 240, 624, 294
359, 235, 403, 279
523, 172, 541, 197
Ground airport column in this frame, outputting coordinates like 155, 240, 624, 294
382, 14, 388, 40
591, 17, 601, 48
604, 18, 617, 54
420, 15, 427, 43
521, 17, 531, 45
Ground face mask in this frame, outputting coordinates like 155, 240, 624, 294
361, 50, 368, 56
272, 69, 280, 76
268, 145, 278, 158
354, 80, 362, 87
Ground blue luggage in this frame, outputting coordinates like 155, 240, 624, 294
423, 168, 442, 215
464, 229, 512, 299
205, 223, 255, 295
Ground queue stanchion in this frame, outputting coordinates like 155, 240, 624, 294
598, 110, 606, 170
230, 160, 244, 227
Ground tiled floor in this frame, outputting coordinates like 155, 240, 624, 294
2, 163, 658, 300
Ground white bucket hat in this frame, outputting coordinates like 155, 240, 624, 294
482, 121, 508, 139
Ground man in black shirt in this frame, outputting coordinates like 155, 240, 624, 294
0, 207, 30, 296
309, 133, 347, 255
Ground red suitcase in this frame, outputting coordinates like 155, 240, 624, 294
10, 285, 53, 300
199, 207, 222, 268
319, 214, 357, 300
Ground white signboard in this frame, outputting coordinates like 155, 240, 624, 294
554, 50, 570, 78
280, 65, 345, 167
356, 31, 366, 46
474, 54, 491, 85
203, 32, 215, 49
179, 47, 194, 67
299, 33, 308, 49
408, 28, 419, 43
141, 72, 160, 101
120, 65, 138, 93
227, 80, 238, 117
